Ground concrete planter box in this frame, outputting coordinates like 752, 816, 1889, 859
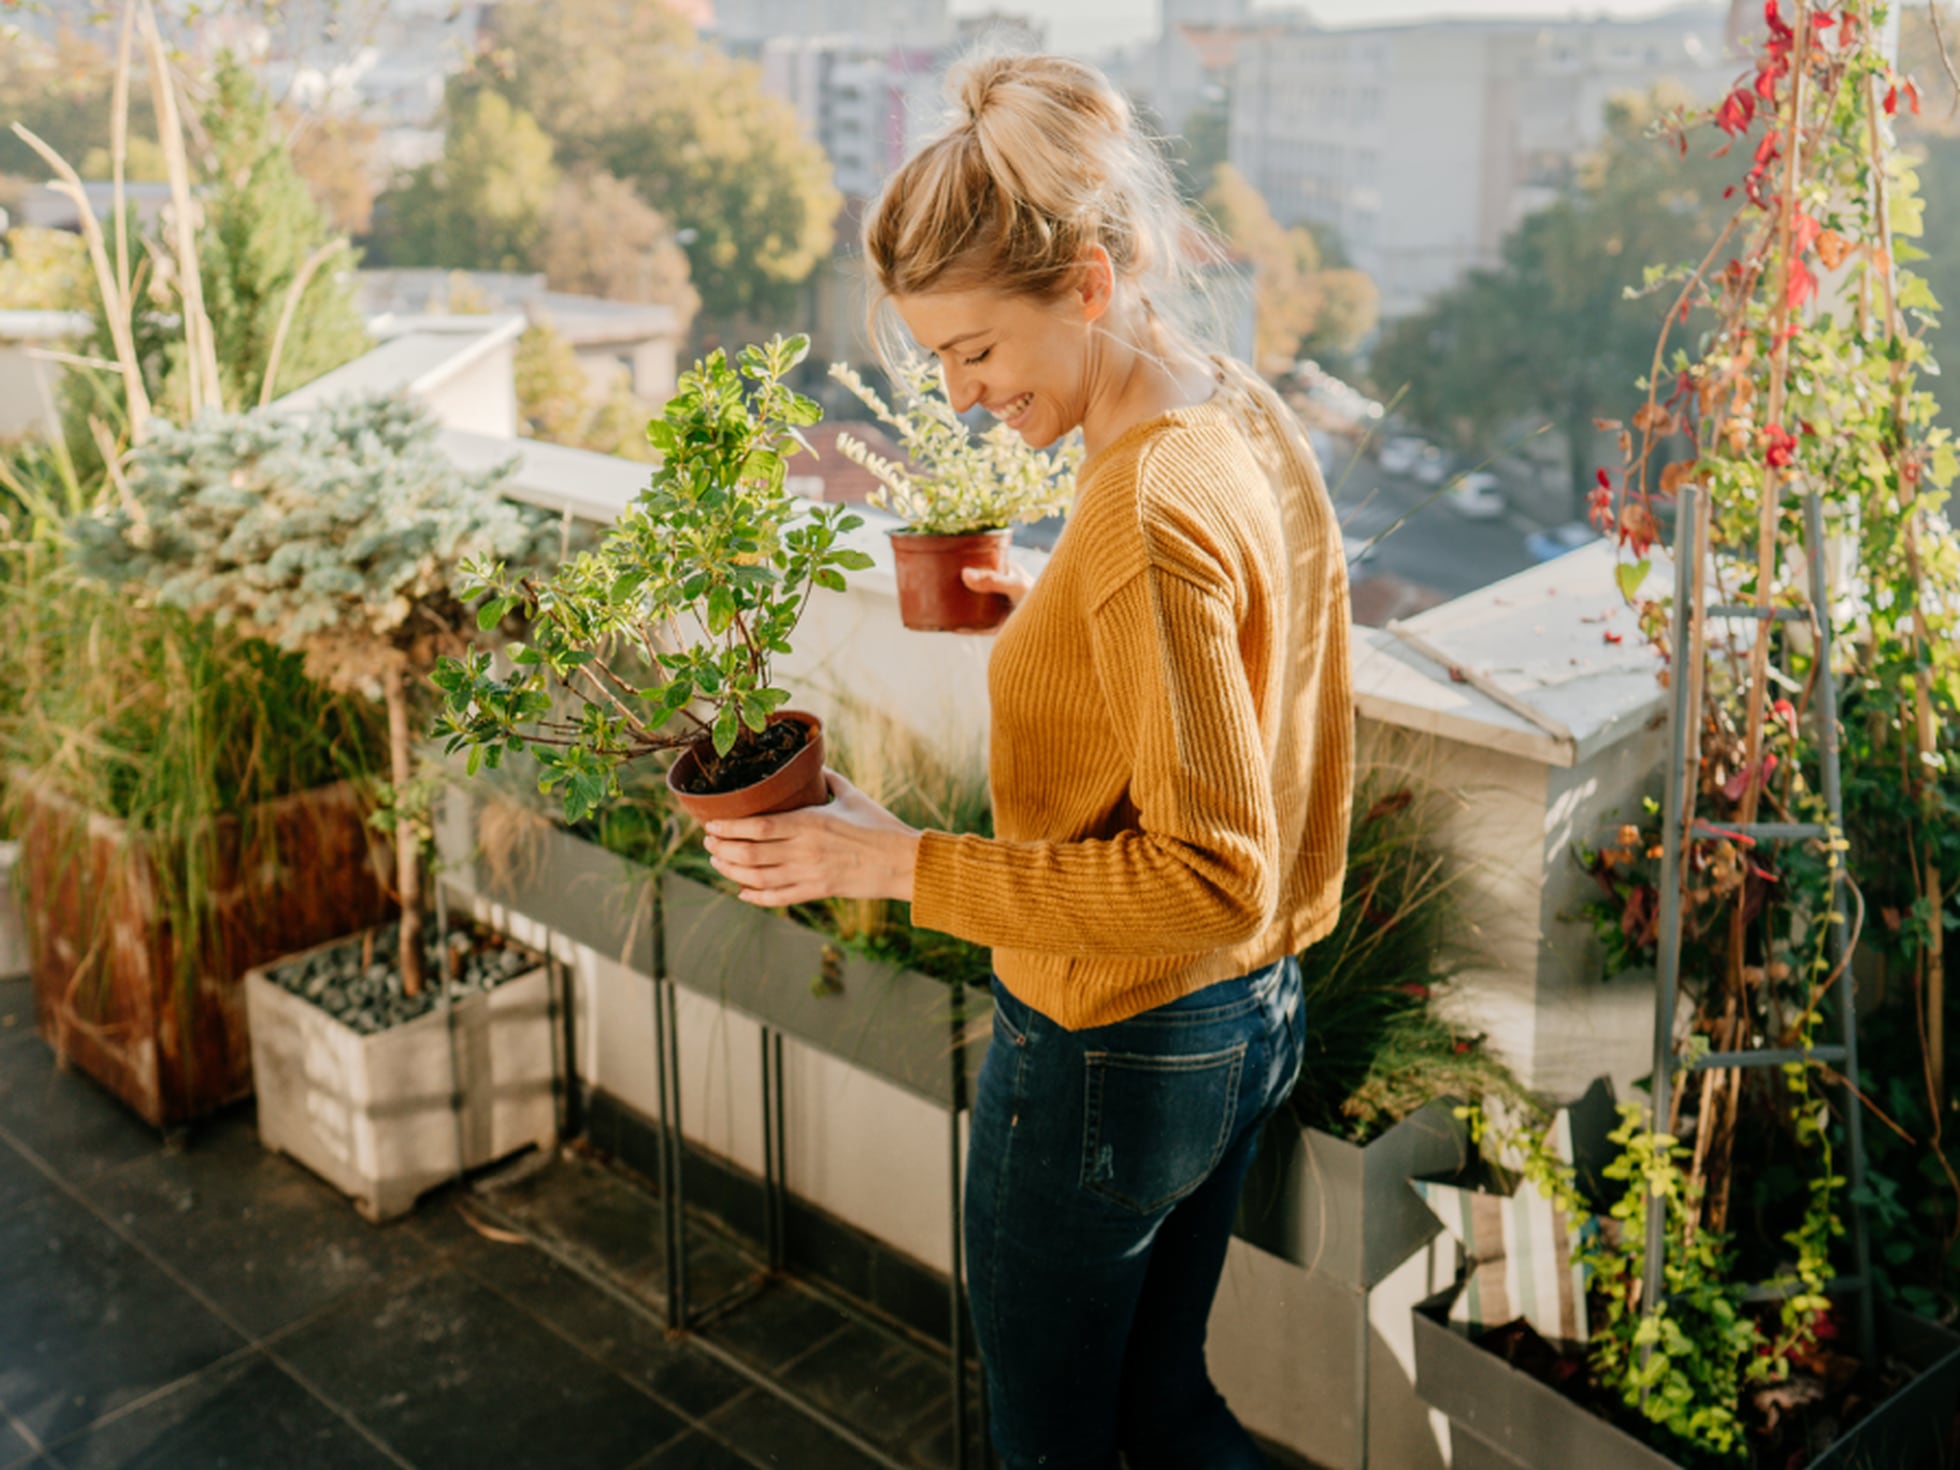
245, 932, 557, 1222
13, 779, 392, 1127
1413, 1285, 1960, 1470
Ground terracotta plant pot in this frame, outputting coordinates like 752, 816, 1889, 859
665, 710, 829, 823
890, 528, 1013, 632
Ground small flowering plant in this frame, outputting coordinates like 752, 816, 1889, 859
828, 358, 1080, 536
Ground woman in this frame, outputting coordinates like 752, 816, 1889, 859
700, 52, 1353, 1470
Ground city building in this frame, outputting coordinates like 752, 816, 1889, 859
760, 39, 941, 203
1229, 3, 1734, 319
711, 0, 951, 50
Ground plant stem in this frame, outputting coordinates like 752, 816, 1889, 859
383, 662, 424, 998
1864, 63, 1947, 1108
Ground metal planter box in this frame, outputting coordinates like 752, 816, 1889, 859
660, 874, 987, 1110
245, 934, 557, 1222
1413, 1285, 1960, 1470
1235, 1098, 1469, 1288
466, 815, 989, 1108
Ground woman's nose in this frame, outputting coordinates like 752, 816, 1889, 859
941, 362, 982, 415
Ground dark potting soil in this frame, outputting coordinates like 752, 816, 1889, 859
681, 717, 807, 796
1476, 1315, 1913, 1469
265, 919, 540, 1037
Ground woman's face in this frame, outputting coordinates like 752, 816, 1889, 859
891, 270, 1108, 449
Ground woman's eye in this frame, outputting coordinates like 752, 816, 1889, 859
962, 347, 992, 366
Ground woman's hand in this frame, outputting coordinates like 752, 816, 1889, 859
702, 770, 922, 907
961, 561, 1035, 611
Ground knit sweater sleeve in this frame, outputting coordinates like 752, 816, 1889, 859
909, 554, 1280, 958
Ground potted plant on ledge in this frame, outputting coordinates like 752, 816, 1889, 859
829, 357, 1078, 632
75, 392, 561, 1218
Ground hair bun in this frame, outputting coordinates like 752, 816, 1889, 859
959, 56, 1009, 125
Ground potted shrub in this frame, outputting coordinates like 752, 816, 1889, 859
435, 334, 874, 824
828, 357, 1078, 632
73, 392, 561, 1216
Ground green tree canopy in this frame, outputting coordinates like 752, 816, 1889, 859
467, 0, 839, 328
367, 90, 559, 274
196, 54, 370, 408
1369, 89, 1731, 510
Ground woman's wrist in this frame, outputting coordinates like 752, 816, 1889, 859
891, 828, 924, 904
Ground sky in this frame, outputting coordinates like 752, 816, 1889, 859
949, 0, 1719, 58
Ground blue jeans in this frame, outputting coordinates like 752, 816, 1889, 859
965, 956, 1306, 1470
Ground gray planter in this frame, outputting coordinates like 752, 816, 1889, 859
1235, 1098, 1470, 1287
1413, 1285, 1960, 1470
471, 816, 656, 968
662, 873, 988, 1110
465, 814, 989, 1109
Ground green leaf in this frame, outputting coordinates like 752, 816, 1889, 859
476, 598, 507, 631
1615, 560, 1651, 601
831, 549, 874, 571
713, 701, 740, 756
707, 583, 737, 633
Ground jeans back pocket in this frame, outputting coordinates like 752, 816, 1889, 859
1080, 1044, 1247, 1215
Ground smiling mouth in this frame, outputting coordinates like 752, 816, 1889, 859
989, 392, 1034, 422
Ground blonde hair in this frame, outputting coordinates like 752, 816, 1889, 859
863, 51, 1227, 367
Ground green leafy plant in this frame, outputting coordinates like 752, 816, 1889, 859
1465, 1098, 1841, 1466
828, 359, 1079, 535
434, 334, 873, 823
1288, 756, 1531, 1143
71, 393, 549, 995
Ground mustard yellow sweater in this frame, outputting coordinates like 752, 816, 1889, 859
910, 358, 1354, 1029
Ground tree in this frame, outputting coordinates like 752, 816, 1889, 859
1201, 163, 1377, 373
468, 0, 839, 327
367, 91, 558, 273
541, 169, 698, 329
513, 320, 658, 462
1369, 89, 1731, 511
0, 227, 90, 310
0, 26, 158, 181
288, 110, 380, 237
194, 54, 370, 409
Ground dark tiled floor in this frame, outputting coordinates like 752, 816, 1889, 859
0, 973, 1324, 1470
0, 982, 945, 1470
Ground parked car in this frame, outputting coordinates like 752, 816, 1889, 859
1378, 435, 1428, 477
1447, 470, 1507, 520
1411, 446, 1453, 486
1523, 520, 1602, 561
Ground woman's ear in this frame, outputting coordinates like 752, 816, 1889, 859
1076, 245, 1116, 323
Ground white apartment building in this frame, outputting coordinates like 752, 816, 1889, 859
1230, 4, 1734, 320
714, 0, 951, 49
760, 38, 946, 202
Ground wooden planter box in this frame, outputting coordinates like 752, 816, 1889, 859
1414, 1284, 1960, 1470
245, 932, 557, 1222
0, 840, 27, 980
13, 780, 392, 1128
